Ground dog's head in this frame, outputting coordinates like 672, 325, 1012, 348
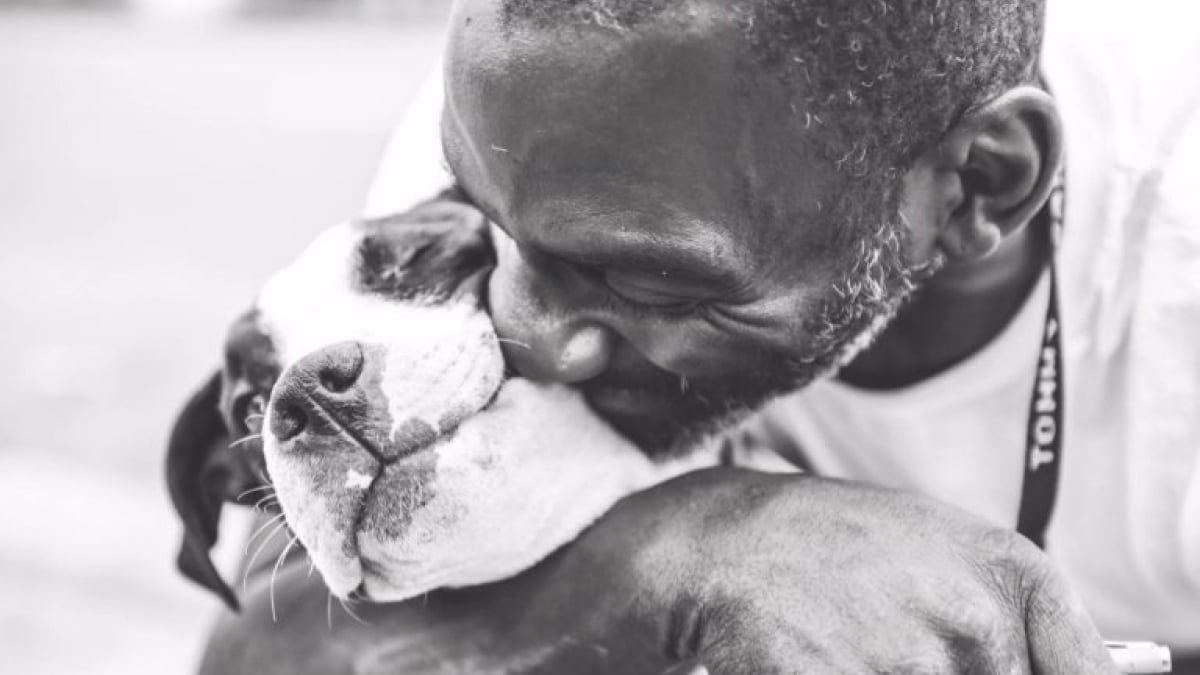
166, 196, 711, 609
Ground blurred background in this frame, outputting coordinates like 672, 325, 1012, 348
0, 0, 446, 672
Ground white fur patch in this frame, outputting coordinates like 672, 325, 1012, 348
344, 469, 373, 490
256, 223, 496, 376
256, 220, 723, 602
354, 379, 720, 602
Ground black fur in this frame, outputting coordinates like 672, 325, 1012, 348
164, 370, 242, 611
357, 199, 494, 303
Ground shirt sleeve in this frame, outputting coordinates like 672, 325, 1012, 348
363, 61, 452, 218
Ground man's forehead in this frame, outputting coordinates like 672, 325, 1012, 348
448, 0, 746, 85
443, 0, 846, 283
444, 8, 747, 207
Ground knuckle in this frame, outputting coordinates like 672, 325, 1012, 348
942, 618, 1028, 674
964, 526, 1047, 599
975, 525, 1041, 565
926, 579, 1026, 671
948, 599, 1009, 643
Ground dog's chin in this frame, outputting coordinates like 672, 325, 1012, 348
271, 378, 721, 603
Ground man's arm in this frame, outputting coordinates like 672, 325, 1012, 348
504, 468, 1117, 674
198, 468, 1116, 674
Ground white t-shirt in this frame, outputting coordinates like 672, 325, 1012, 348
366, 0, 1200, 649
762, 2, 1200, 647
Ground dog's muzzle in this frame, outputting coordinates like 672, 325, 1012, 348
269, 340, 473, 466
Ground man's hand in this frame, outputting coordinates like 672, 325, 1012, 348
505, 468, 1118, 674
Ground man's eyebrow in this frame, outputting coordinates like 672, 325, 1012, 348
562, 236, 745, 286
448, 164, 746, 290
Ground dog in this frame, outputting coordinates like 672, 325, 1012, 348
165, 193, 733, 612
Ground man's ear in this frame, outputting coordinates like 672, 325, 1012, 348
925, 85, 1063, 262
164, 371, 243, 611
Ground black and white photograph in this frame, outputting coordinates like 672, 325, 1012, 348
2, 0, 1197, 673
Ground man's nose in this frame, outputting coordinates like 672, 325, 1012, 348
502, 321, 616, 383
488, 224, 619, 383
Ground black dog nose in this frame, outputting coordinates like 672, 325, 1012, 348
269, 341, 366, 444
267, 340, 438, 463
315, 341, 364, 394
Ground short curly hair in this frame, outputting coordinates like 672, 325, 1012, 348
501, 0, 1044, 182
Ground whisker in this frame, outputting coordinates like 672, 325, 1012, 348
237, 484, 275, 501
490, 336, 531, 350
270, 534, 301, 623
326, 591, 334, 631
229, 434, 263, 449
253, 487, 278, 504
242, 517, 288, 593
339, 597, 369, 626
244, 512, 286, 553
244, 413, 265, 422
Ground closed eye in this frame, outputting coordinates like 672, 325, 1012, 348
602, 271, 710, 318
468, 196, 723, 321
515, 245, 712, 320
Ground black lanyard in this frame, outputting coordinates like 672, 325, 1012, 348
1015, 172, 1066, 550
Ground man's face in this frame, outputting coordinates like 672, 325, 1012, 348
442, 2, 931, 452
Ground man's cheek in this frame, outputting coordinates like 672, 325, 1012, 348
487, 230, 562, 342
488, 260, 555, 378
623, 325, 779, 381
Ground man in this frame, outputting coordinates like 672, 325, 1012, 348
200, 0, 1199, 672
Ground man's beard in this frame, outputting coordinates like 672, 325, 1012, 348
587, 185, 944, 456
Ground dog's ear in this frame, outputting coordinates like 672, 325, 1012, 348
166, 310, 281, 611
356, 192, 495, 303
165, 370, 241, 611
